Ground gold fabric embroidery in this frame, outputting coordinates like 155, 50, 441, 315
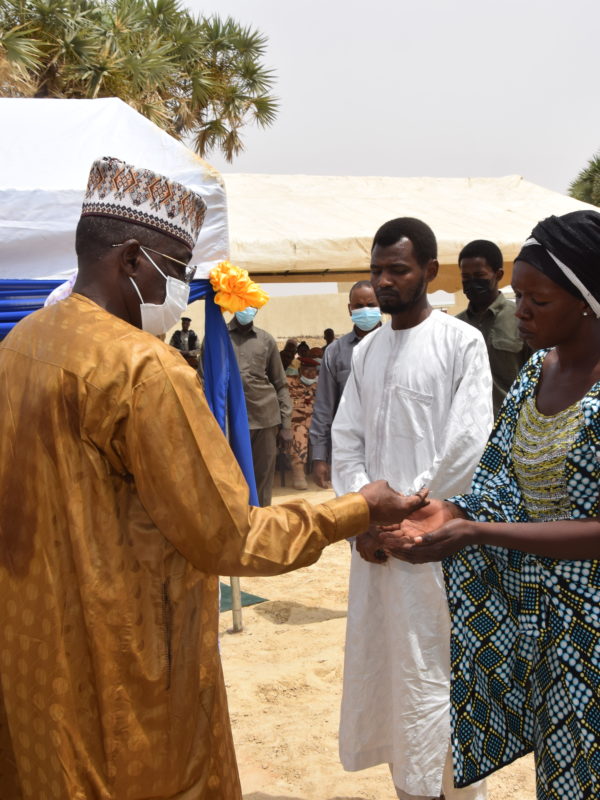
513, 397, 582, 520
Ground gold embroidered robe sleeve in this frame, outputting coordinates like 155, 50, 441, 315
112, 359, 366, 576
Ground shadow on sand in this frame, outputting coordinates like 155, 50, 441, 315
252, 600, 346, 626
245, 795, 365, 800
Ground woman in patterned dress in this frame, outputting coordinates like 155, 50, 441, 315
380, 210, 600, 800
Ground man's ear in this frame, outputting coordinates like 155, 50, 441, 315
115, 239, 142, 277
425, 259, 439, 283
347, 303, 353, 316
496, 267, 505, 284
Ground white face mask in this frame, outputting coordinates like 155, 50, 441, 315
129, 248, 190, 336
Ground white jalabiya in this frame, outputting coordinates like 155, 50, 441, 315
332, 311, 493, 799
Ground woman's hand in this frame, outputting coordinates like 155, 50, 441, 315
380, 517, 478, 563
395, 498, 462, 531
377, 499, 462, 548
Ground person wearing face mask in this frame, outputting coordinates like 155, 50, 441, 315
286, 358, 320, 489
309, 280, 382, 488
226, 305, 293, 506
0, 157, 431, 800
456, 240, 529, 417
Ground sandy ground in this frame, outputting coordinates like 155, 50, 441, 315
219, 479, 536, 800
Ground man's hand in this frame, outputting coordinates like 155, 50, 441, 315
380, 517, 477, 563
356, 527, 388, 564
277, 427, 293, 453
371, 524, 414, 561
358, 480, 429, 526
312, 460, 331, 488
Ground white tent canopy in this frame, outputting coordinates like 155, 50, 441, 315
0, 98, 228, 280
1, 98, 596, 292
223, 173, 597, 290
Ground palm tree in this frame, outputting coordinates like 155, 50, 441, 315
569, 152, 600, 207
0, 0, 278, 161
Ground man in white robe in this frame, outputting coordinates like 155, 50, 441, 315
332, 217, 493, 800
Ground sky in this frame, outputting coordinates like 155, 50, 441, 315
186, 0, 599, 194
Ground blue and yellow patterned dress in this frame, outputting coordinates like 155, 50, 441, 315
444, 348, 600, 800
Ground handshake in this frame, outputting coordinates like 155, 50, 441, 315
357, 482, 474, 564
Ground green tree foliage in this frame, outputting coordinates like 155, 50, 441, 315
569, 152, 600, 207
0, 0, 278, 161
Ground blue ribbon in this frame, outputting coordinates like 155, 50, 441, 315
191, 280, 259, 506
0, 281, 65, 333
0, 278, 259, 506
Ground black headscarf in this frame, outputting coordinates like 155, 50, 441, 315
515, 210, 600, 307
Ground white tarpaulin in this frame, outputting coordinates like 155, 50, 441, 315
2, 99, 595, 291
223, 173, 597, 290
0, 97, 228, 280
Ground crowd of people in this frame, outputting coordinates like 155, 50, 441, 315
209, 229, 528, 507
1, 153, 600, 800
0, 156, 425, 800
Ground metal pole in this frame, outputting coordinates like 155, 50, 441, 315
229, 576, 243, 633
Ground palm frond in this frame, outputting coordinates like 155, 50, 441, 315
250, 93, 279, 126
0, 0, 279, 161
0, 25, 45, 72
569, 153, 600, 207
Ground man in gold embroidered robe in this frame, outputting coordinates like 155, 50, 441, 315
0, 157, 425, 800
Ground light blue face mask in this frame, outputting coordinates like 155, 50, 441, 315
235, 307, 258, 326
300, 376, 318, 386
351, 307, 382, 331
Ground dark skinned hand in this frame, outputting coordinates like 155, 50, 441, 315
378, 499, 461, 540
312, 460, 331, 488
358, 481, 429, 526
356, 526, 388, 564
380, 517, 477, 563
277, 427, 293, 453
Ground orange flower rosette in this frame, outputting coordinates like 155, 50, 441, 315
209, 261, 269, 313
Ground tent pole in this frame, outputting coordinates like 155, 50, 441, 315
230, 577, 243, 632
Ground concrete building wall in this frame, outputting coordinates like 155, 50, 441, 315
167, 291, 355, 346
166, 281, 484, 345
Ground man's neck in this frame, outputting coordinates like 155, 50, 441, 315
390, 299, 432, 331
353, 322, 381, 339
469, 290, 501, 314
234, 320, 253, 333
72, 278, 132, 325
